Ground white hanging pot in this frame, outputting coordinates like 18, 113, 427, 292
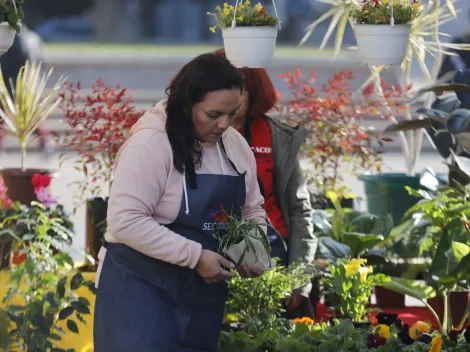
354, 24, 410, 66
0, 22, 16, 54
222, 26, 279, 68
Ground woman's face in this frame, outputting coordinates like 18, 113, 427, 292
192, 88, 241, 144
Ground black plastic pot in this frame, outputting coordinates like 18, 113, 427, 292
85, 197, 108, 265
310, 193, 356, 210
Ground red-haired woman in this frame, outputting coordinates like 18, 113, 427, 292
216, 49, 317, 318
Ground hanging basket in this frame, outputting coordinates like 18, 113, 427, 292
222, 26, 279, 68
0, 22, 16, 54
354, 24, 410, 66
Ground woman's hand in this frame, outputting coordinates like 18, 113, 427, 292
196, 249, 236, 283
237, 264, 263, 278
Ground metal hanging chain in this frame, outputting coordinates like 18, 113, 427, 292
231, 0, 281, 29
10, 0, 18, 14
390, 0, 395, 27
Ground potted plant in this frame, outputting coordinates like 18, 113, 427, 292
350, 0, 422, 66
277, 68, 396, 208
0, 61, 65, 204
0, 204, 96, 351
223, 261, 313, 333
0, 0, 23, 54
207, 1, 280, 68
322, 258, 388, 325
212, 206, 273, 272
57, 78, 142, 264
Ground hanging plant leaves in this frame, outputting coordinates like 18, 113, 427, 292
445, 109, 470, 134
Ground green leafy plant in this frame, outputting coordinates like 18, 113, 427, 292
207, 1, 279, 32
0, 0, 24, 32
350, 0, 422, 25
314, 191, 394, 260
212, 206, 272, 268
0, 61, 65, 170
323, 258, 388, 322
0, 202, 96, 351
224, 261, 314, 334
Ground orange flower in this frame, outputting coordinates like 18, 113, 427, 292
409, 321, 431, 340
371, 317, 378, 327
293, 317, 314, 326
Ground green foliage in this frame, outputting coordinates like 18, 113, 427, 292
224, 261, 314, 334
219, 318, 470, 351
0, 0, 23, 32
314, 193, 394, 260
350, 1, 422, 25
323, 259, 388, 322
207, 1, 279, 32
0, 201, 75, 247
212, 207, 271, 267
0, 202, 96, 351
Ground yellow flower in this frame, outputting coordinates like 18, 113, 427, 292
344, 258, 367, 277
413, 3, 421, 9
224, 2, 229, 8
237, 15, 244, 22
224, 7, 230, 15
359, 265, 373, 282
430, 334, 442, 352
255, 2, 263, 11
209, 26, 217, 33
375, 324, 391, 339
244, 0, 251, 5
409, 321, 431, 340
382, 0, 389, 4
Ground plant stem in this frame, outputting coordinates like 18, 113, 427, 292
21, 144, 26, 172
443, 292, 449, 333
422, 299, 443, 333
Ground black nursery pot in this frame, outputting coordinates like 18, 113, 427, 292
310, 193, 356, 210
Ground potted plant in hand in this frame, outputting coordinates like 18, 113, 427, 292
0, 0, 24, 54
57, 78, 142, 264
207, 1, 280, 68
350, 0, 422, 66
278, 68, 396, 208
212, 206, 273, 272
0, 61, 65, 204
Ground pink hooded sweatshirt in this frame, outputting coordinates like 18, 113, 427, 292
96, 100, 266, 284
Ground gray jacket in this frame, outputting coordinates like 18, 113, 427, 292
266, 115, 317, 295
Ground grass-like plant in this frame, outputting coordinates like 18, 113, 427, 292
212, 206, 271, 268
0, 61, 65, 170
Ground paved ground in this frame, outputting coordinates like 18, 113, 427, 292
0, 150, 448, 263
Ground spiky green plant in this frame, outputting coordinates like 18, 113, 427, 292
0, 61, 66, 170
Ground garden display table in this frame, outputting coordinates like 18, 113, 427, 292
0, 271, 95, 352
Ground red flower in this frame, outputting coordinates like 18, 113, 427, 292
211, 206, 229, 223
31, 173, 51, 189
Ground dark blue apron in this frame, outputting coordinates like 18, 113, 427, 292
94, 144, 246, 351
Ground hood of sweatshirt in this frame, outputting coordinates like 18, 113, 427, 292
131, 99, 167, 135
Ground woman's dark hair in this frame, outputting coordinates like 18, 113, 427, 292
165, 53, 244, 188
215, 48, 277, 116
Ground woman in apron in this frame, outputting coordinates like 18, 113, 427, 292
94, 53, 267, 351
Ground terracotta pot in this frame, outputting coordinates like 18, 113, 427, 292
86, 197, 108, 264
375, 286, 405, 308
0, 168, 55, 205
428, 292, 470, 325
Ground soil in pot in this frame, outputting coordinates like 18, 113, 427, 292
86, 197, 109, 265
0, 168, 53, 205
